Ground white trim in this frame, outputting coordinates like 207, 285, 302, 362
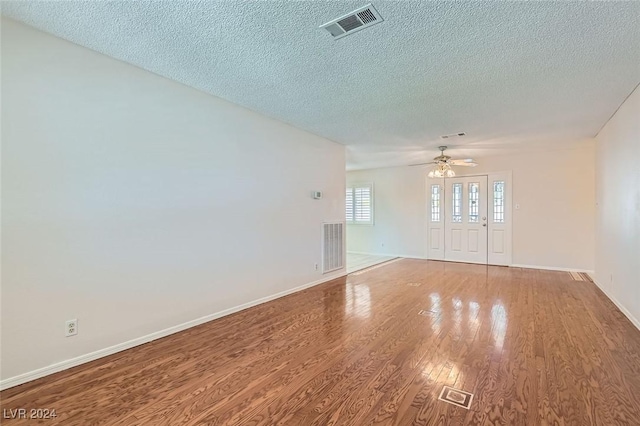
0, 271, 347, 391
510, 264, 594, 274
347, 256, 595, 273
347, 251, 426, 260
590, 275, 640, 331
441, 259, 492, 266
347, 257, 401, 274
426, 171, 513, 266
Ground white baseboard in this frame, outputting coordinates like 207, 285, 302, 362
347, 251, 426, 260
394, 254, 427, 260
0, 270, 347, 391
347, 251, 389, 256
589, 274, 640, 332
348, 255, 594, 272
510, 264, 594, 274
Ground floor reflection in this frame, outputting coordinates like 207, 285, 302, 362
491, 301, 507, 351
429, 293, 442, 333
452, 297, 463, 337
345, 282, 371, 319
323, 283, 345, 341
468, 301, 480, 329
429, 293, 441, 313
421, 361, 463, 387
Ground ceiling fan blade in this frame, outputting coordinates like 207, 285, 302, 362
409, 162, 436, 166
449, 159, 475, 165
450, 159, 477, 166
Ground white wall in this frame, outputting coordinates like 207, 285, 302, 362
594, 85, 640, 329
347, 167, 427, 258
0, 19, 345, 384
347, 142, 596, 271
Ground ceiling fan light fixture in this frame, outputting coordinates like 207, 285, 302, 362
428, 162, 455, 178
414, 146, 472, 178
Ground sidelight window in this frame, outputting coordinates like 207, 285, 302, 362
431, 184, 441, 222
493, 181, 505, 223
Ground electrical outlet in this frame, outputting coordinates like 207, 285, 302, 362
66, 319, 78, 337
315, 263, 319, 271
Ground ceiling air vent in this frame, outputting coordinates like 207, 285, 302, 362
320, 4, 383, 40
440, 132, 467, 140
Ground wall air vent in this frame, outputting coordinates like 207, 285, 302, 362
320, 4, 383, 40
440, 132, 467, 139
322, 223, 344, 273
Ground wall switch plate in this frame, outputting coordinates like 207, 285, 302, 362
66, 319, 78, 337
515, 203, 521, 210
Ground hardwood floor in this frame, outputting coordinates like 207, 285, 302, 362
2, 260, 640, 425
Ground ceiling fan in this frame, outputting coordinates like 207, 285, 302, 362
411, 146, 477, 178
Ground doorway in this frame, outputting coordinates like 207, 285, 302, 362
427, 173, 512, 265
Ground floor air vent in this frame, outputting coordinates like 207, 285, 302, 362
438, 386, 474, 409
323, 223, 344, 273
320, 4, 383, 40
568, 271, 593, 282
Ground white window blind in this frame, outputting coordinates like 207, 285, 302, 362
346, 184, 373, 224
346, 189, 354, 222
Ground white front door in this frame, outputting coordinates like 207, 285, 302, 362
443, 176, 488, 264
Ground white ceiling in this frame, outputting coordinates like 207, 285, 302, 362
3, 1, 639, 170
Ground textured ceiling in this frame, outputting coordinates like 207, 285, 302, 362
2, 1, 639, 170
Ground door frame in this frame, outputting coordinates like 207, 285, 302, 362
443, 175, 489, 265
426, 170, 512, 266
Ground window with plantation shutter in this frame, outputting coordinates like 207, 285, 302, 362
346, 183, 373, 224
346, 188, 354, 222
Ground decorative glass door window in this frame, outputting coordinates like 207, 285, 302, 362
452, 183, 462, 222
469, 183, 479, 223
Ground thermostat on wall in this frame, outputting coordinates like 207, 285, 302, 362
312, 191, 323, 199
